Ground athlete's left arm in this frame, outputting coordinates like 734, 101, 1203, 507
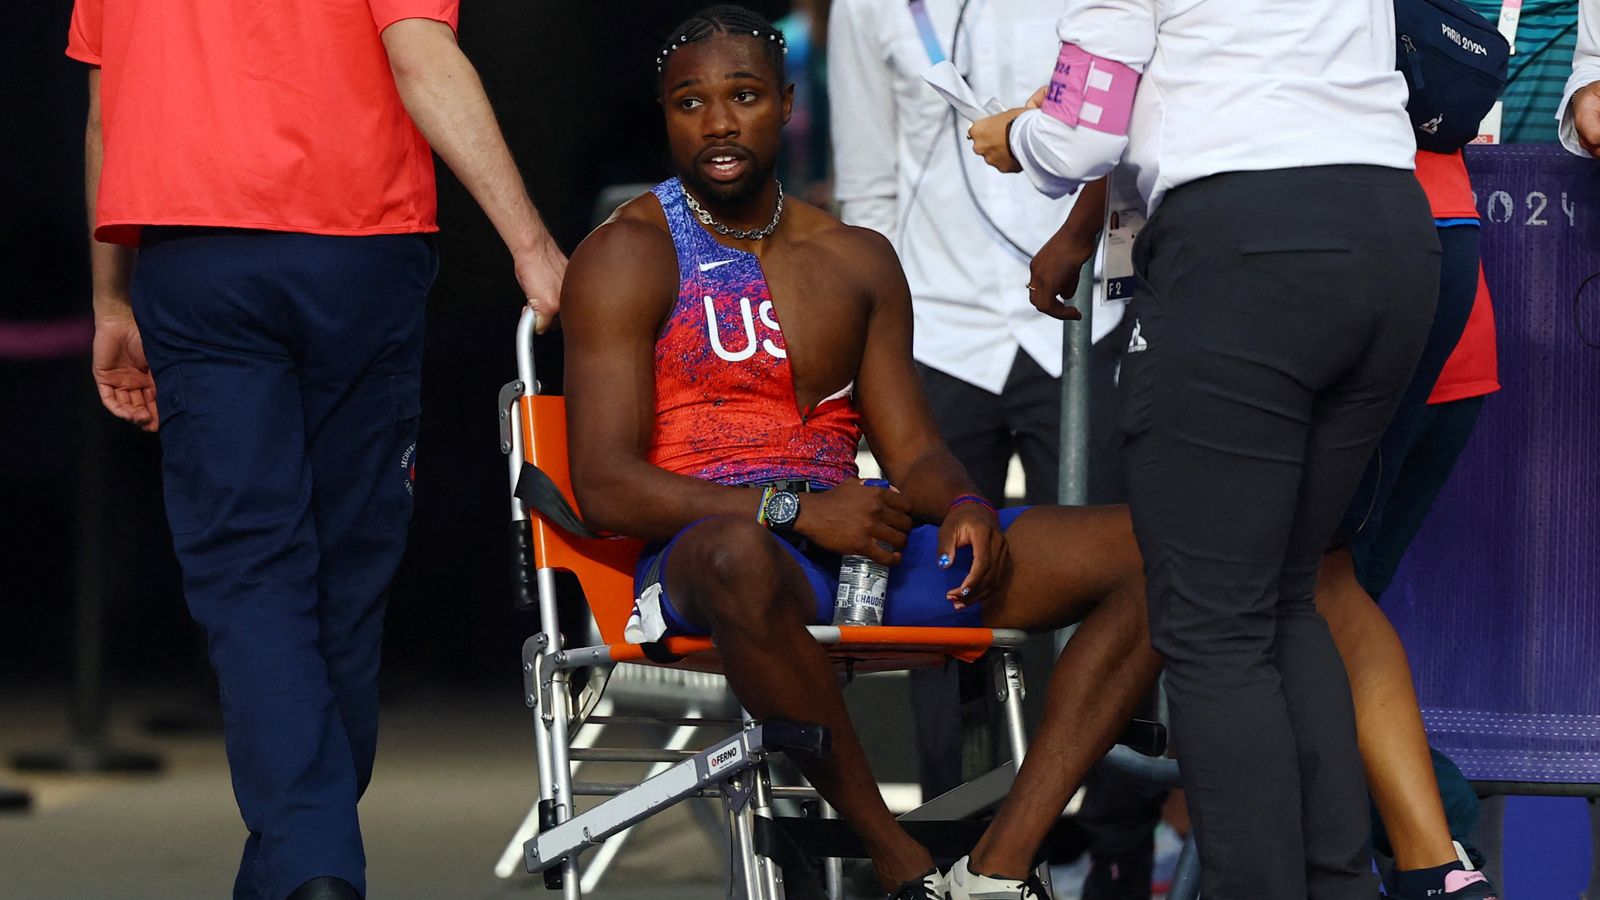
849, 229, 1010, 608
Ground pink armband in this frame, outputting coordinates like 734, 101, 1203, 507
1041, 42, 1140, 137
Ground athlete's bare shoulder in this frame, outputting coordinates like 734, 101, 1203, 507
563, 191, 678, 321
780, 198, 902, 285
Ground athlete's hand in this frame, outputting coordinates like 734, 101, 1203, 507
796, 479, 914, 566
968, 108, 1026, 174
515, 235, 568, 334
1573, 82, 1600, 157
938, 502, 1010, 610
1028, 228, 1093, 321
92, 311, 159, 432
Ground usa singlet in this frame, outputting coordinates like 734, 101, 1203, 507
646, 178, 860, 487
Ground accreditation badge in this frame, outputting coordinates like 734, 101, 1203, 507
1103, 174, 1144, 305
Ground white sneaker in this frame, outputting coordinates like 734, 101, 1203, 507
945, 856, 1052, 899
886, 867, 948, 899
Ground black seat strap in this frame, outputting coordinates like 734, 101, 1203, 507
514, 461, 603, 540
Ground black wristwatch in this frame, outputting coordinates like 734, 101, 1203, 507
761, 489, 801, 533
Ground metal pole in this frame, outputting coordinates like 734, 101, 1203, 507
1056, 260, 1096, 510
1168, 832, 1203, 900
1055, 178, 1109, 655
13, 399, 162, 774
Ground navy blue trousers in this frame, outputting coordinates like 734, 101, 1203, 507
1337, 223, 1481, 554
132, 228, 434, 900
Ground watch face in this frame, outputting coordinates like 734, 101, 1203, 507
767, 491, 800, 527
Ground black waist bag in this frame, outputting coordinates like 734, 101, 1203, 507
1394, 0, 1510, 152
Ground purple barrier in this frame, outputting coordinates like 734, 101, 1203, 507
1387, 145, 1600, 786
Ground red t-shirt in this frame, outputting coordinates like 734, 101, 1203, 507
67, 0, 459, 245
1414, 149, 1479, 220
1413, 149, 1498, 404
1429, 264, 1500, 404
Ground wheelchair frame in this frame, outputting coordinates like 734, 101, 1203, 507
498, 308, 1201, 899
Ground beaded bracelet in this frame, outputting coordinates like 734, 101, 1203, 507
755, 485, 776, 525
950, 493, 998, 517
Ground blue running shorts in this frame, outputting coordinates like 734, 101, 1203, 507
625, 507, 1029, 642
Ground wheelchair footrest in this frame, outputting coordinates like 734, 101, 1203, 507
776, 816, 986, 860
761, 719, 830, 760
525, 719, 826, 874
774, 815, 1088, 865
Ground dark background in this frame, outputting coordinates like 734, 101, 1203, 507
0, 0, 789, 693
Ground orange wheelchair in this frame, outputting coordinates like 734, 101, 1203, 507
495, 308, 1186, 898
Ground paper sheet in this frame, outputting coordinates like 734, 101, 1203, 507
922, 61, 1006, 123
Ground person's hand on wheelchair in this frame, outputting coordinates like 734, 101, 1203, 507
796, 478, 913, 566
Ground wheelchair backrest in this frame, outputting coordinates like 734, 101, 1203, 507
520, 394, 646, 646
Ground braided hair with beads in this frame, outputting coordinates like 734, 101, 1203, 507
655, 5, 788, 92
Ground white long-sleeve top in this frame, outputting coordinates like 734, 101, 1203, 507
1006, 0, 1418, 215
1558, 0, 1600, 156
828, 0, 1122, 394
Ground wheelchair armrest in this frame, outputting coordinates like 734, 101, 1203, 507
1116, 718, 1167, 758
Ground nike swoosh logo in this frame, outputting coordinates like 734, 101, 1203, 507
699, 259, 736, 272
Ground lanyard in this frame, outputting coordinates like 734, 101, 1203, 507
1498, 0, 1524, 54
908, 0, 947, 64
1477, 0, 1529, 142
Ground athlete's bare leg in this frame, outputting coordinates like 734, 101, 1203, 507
664, 515, 935, 889
966, 505, 1162, 878
962, 510, 1464, 880
1317, 548, 1458, 871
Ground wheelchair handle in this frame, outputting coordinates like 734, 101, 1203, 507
516, 305, 539, 397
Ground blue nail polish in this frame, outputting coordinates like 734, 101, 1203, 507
961, 587, 971, 598
938, 553, 951, 568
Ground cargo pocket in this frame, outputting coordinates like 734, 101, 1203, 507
154, 365, 218, 537
382, 369, 423, 527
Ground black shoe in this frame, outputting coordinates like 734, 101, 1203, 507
287, 876, 362, 900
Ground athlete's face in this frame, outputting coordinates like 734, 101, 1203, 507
661, 33, 792, 208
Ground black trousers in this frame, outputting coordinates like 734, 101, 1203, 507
917, 352, 1063, 508
1122, 166, 1440, 900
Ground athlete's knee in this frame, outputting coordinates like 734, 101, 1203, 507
674, 517, 796, 627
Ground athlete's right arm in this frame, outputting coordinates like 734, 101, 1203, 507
562, 219, 768, 541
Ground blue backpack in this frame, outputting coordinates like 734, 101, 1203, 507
1394, 0, 1510, 151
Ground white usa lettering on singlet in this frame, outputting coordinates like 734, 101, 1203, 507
703, 296, 786, 362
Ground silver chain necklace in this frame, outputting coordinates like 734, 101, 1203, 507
683, 182, 784, 241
